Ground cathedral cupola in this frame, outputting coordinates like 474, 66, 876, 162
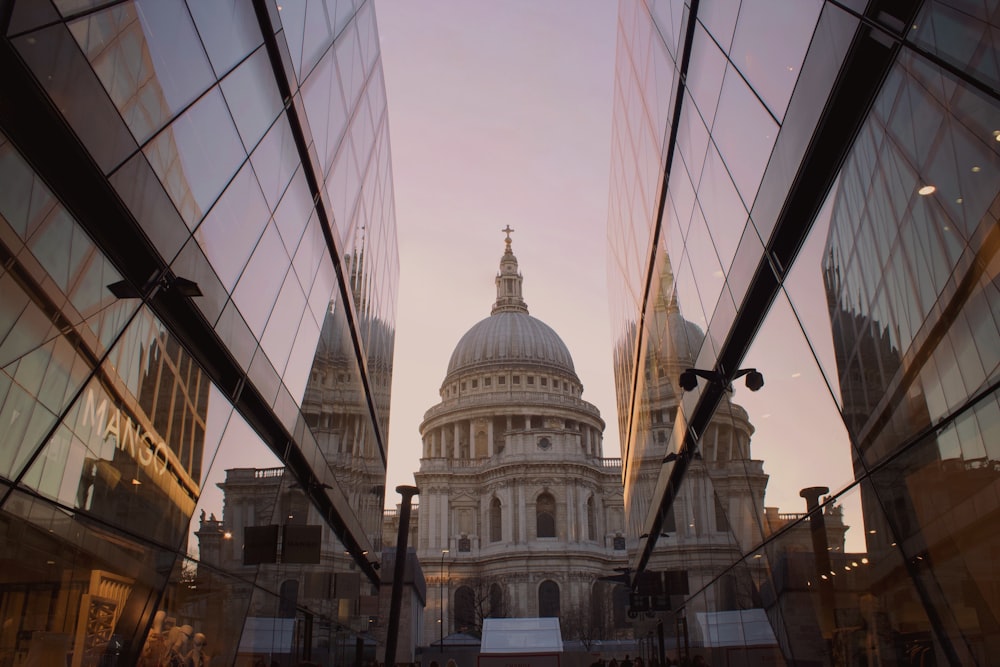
492, 225, 528, 315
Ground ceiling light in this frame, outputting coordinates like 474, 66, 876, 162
918, 185, 936, 196
972, 166, 981, 173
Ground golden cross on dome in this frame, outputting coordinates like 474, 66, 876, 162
502, 225, 515, 243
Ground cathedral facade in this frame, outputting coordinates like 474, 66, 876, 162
408, 234, 628, 647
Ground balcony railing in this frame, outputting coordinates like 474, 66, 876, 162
423, 391, 602, 420
419, 455, 621, 471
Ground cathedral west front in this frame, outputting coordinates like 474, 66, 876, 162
407, 231, 628, 646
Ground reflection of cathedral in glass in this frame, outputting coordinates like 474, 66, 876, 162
609, 0, 1000, 663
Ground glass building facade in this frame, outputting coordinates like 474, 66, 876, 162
609, 0, 999, 665
0, 0, 397, 665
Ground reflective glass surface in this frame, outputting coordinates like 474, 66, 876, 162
0, 0, 396, 663
610, 0, 1000, 663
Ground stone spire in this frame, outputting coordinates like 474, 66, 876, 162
492, 226, 529, 315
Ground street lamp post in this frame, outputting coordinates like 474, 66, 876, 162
439, 549, 449, 653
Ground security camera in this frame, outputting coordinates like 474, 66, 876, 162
744, 370, 764, 391
678, 370, 698, 391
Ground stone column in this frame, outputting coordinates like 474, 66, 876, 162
440, 491, 450, 550
487, 420, 494, 457
504, 485, 513, 543
453, 422, 460, 459
517, 484, 527, 543
566, 483, 576, 542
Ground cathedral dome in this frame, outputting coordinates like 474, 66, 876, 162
446, 311, 576, 380
442, 230, 579, 386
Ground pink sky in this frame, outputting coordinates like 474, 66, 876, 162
373, 2, 866, 554
375, 1, 623, 505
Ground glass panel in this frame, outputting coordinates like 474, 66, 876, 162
232, 223, 290, 337
697, 144, 749, 272
728, 0, 824, 120
250, 117, 301, 215
675, 95, 711, 191
187, 0, 263, 77
711, 65, 779, 208
68, 0, 215, 145
273, 168, 314, 259
0, 487, 178, 667
260, 270, 307, 376
220, 46, 284, 154
14, 24, 137, 173
144, 87, 246, 230
0, 131, 58, 241
108, 152, 191, 263
302, 296, 387, 538
697, 0, 739, 52
24, 307, 212, 547
739, 292, 860, 525
192, 161, 269, 292
909, 0, 1000, 93
684, 23, 727, 131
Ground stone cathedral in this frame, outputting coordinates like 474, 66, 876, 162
401, 232, 629, 647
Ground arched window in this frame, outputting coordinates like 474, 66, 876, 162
538, 580, 560, 617
490, 497, 502, 542
586, 496, 597, 541
455, 586, 476, 633
489, 583, 506, 618
536, 492, 556, 538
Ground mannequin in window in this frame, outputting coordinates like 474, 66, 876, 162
186, 632, 209, 667
163, 624, 193, 667
138, 611, 167, 667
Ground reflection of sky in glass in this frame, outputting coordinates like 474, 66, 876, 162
188, 389, 283, 560
145, 88, 245, 228
193, 162, 268, 290
729, 0, 824, 120
135, 0, 214, 115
